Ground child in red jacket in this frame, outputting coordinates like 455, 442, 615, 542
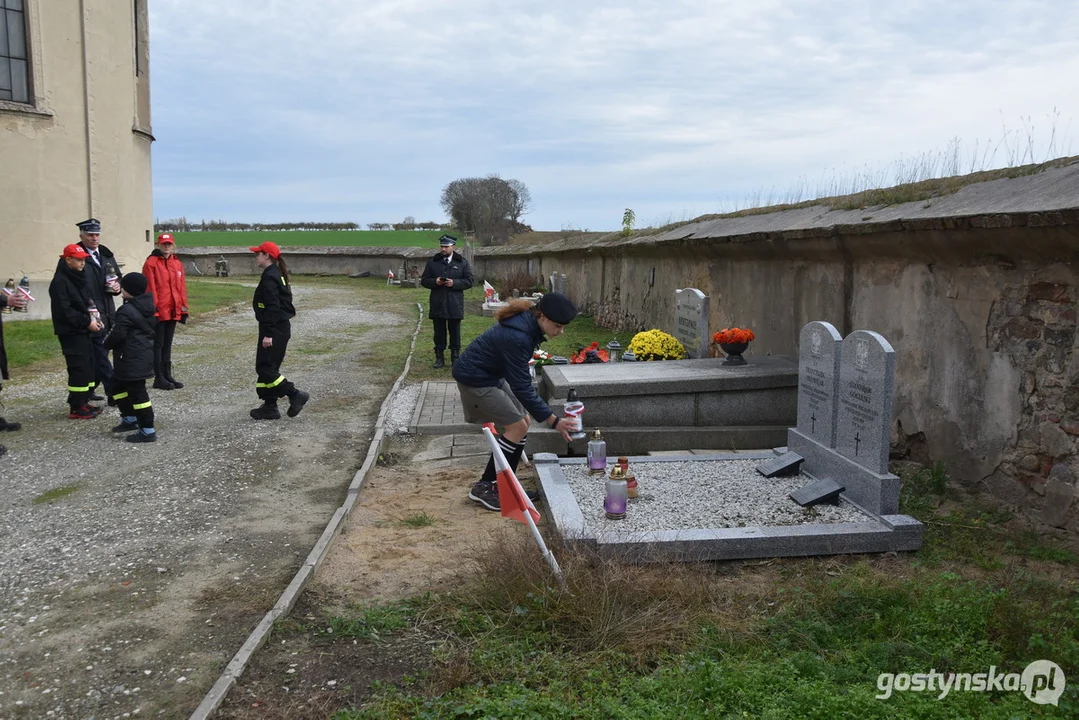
142, 233, 188, 390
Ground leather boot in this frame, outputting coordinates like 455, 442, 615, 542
164, 362, 184, 389
450, 349, 460, 365
153, 376, 175, 390
433, 350, 445, 369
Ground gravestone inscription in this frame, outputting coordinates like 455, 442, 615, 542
673, 288, 710, 359
796, 321, 843, 448
835, 330, 895, 474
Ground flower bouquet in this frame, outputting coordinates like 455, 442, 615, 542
570, 341, 610, 364
627, 329, 685, 361
712, 327, 755, 366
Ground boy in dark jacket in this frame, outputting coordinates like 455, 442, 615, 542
49, 243, 102, 419
104, 273, 159, 443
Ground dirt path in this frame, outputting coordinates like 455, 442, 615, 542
214, 435, 542, 718
0, 278, 412, 719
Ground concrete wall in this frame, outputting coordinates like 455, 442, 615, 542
0, 0, 154, 282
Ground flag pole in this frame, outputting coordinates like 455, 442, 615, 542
482, 426, 566, 590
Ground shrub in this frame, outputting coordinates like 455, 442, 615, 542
628, 329, 685, 360
493, 269, 542, 299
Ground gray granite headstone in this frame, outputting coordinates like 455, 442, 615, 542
835, 330, 895, 474
549, 272, 568, 295
796, 321, 843, 448
673, 288, 710, 359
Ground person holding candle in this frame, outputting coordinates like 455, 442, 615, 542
452, 292, 578, 511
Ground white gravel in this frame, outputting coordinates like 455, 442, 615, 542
565, 459, 869, 533
384, 383, 421, 435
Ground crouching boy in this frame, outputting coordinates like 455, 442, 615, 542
105, 273, 159, 443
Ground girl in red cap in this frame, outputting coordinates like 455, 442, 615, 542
142, 233, 188, 390
248, 242, 309, 420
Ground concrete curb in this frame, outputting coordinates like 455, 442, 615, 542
189, 302, 425, 720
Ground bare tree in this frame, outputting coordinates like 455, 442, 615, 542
439, 175, 532, 245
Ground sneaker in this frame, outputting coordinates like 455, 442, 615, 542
125, 430, 157, 443
467, 481, 500, 511
111, 420, 139, 433
87, 405, 104, 416
286, 390, 309, 418
68, 405, 99, 420
0, 417, 21, 431
249, 403, 281, 420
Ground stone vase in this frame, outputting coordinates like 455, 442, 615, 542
720, 341, 749, 366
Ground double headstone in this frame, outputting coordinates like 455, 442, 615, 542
782, 321, 900, 514
673, 288, 710, 359
549, 272, 568, 295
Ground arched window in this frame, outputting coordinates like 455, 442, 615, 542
0, 0, 29, 104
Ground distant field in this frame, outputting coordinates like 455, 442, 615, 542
171, 230, 447, 248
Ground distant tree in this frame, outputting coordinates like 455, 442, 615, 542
439, 175, 532, 245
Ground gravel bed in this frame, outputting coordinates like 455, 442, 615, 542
564, 459, 870, 533
384, 383, 421, 435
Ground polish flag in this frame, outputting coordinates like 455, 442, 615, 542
482, 426, 540, 525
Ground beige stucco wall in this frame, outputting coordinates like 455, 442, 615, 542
0, 0, 153, 283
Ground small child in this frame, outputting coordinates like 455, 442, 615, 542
104, 273, 159, 443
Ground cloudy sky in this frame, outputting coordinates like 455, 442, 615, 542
149, 0, 1079, 231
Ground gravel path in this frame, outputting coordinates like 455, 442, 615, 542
565, 459, 868, 533
0, 280, 411, 719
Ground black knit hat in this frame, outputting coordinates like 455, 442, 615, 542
537, 292, 577, 325
121, 272, 148, 296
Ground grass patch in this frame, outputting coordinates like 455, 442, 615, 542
320, 603, 412, 642
398, 512, 436, 528
174, 230, 447, 249
32, 484, 80, 504
185, 277, 254, 316
3, 319, 58, 370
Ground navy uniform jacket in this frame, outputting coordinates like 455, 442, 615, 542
420, 251, 474, 320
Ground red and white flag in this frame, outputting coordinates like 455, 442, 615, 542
482, 426, 540, 525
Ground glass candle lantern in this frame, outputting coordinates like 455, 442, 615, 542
604, 465, 628, 519
587, 429, 607, 474
606, 338, 622, 362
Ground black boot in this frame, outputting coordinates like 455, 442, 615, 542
0, 417, 21, 432
450, 349, 460, 365
153, 376, 175, 390
433, 350, 445, 369
164, 362, 183, 389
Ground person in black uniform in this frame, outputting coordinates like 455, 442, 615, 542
420, 234, 474, 368
0, 286, 28, 456
71, 218, 123, 401
105, 272, 159, 443
49, 243, 103, 419
248, 241, 309, 420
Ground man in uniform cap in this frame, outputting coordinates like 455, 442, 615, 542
420, 234, 474, 368
68, 218, 123, 402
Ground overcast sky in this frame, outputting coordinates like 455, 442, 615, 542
149, 0, 1079, 231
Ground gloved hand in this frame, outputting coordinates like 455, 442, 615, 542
179, 313, 188, 325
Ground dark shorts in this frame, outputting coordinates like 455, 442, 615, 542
457, 380, 528, 427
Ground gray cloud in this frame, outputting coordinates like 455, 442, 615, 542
150, 0, 1079, 228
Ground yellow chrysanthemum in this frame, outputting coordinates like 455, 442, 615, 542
627, 329, 685, 361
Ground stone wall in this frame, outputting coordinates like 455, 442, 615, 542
177, 195, 1079, 531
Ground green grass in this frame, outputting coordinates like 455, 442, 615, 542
399, 512, 436, 528
3, 318, 57, 370
184, 277, 256, 315
173, 230, 448, 249
32, 484, 80, 504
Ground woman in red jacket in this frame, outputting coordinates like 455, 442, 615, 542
142, 233, 188, 389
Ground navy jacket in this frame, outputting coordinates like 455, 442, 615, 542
452, 310, 552, 423
420, 251, 474, 320
105, 292, 158, 381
